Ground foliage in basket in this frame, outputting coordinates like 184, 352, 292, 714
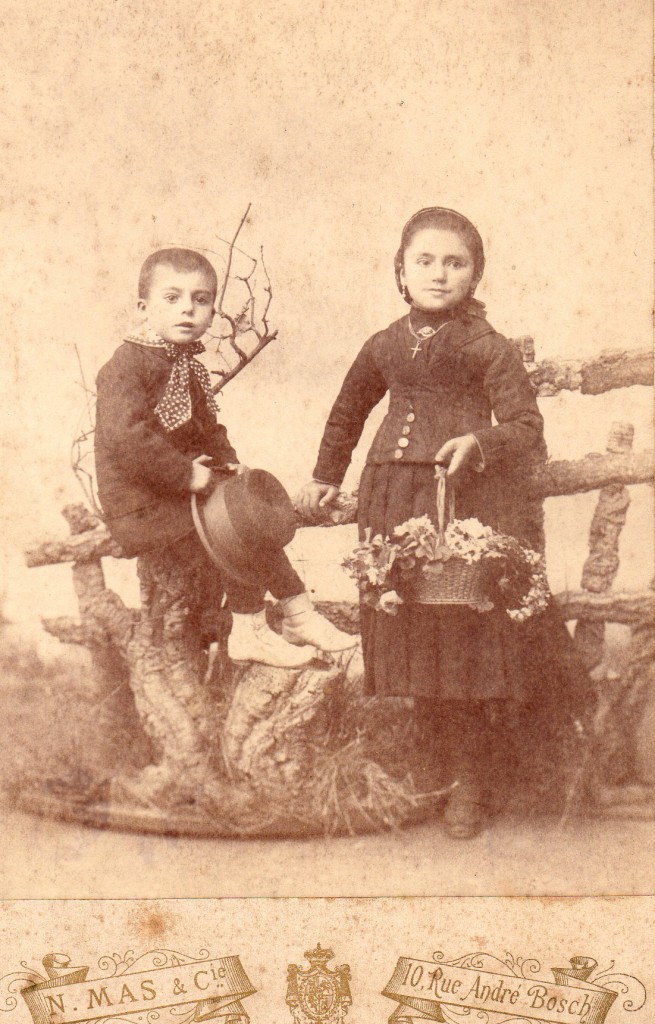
342, 515, 550, 621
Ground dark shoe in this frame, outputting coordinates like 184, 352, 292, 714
443, 785, 486, 839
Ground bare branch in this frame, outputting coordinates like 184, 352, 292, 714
226, 335, 248, 367
215, 204, 252, 317
170, 239, 257, 269
74, 344, 94, 420
71, 348, 102, 514
210, 331, 278, 393
235, 262, 256, 332
259, 247, 274, 338
209, 229, 278, 394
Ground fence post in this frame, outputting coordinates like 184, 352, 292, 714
574, 422, 634, 671
61, 504, 132, 698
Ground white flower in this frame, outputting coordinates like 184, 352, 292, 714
402, 515, 433, 531
377, 590, 404, 615
454, 518, 491, 540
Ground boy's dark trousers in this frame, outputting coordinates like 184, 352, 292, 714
162, 530, 304, 614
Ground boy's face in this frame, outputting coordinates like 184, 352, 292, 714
400, 228, 478, 313
139, 264, 216, 344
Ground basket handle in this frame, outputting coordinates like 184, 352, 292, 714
435, 465, 455, 544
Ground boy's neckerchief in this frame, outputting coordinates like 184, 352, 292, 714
125, 327, 219, 432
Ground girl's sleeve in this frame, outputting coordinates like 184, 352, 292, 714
312, 337, 388, 487
472, 335, 544, 466
96, 349, 195, 493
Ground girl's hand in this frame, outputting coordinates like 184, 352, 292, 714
297, 480, 340, 518
190, 454, 214, 493
435, 434, 482, 477
225, 462, 248, 477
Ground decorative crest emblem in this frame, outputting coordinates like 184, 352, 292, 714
286, 944, 352, 1024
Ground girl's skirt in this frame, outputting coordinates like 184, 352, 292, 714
357, 462, 590, 711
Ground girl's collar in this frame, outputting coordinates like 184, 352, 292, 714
409, 297, 487, 332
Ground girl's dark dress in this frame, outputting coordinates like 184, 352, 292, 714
313, 301, 589, 714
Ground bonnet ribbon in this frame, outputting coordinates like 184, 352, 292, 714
125, 328, 219, 432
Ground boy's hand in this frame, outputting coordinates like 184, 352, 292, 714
435, 434, 483, 477
297, 480, 340, 519
224, 462, 248, 477
190, 454, 214, 493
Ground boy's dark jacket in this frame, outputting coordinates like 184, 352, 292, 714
95, 341, 237, 556
313, 304, 547, 546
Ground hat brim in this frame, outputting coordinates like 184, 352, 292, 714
191, 484, 276, 587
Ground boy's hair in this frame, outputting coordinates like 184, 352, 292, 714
138, 248, 218, 300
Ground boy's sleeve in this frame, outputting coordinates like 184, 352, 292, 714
200, 411, 238, 466
312, 337, 388, 487
472, 335, 544, 467
96, 348, 195, 493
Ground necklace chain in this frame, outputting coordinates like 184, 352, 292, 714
408, 313, 434, 343
407, 313, 453, 358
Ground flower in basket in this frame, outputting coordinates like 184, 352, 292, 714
392, 515, 452, 572
342, 529, 401, 609
378, 589, 404, 615
342, 516, 551, 621
444, 518, 503, 563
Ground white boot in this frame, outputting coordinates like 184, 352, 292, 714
280, 592, 358, 652
228, 610, 315, 668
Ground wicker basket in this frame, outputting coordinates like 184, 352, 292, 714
402, 468, 488, 606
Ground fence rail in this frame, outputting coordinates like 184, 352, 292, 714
23, 448, 655, 567
517, 341, 653, 397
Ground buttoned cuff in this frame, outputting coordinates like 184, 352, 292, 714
471, 434, 486, 472
312, 457, 345, 487
471, 427, 506, 469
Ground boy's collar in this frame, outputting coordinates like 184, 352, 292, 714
124, 326, 206, 358
124, 326, 167, 347
123, 327, 167, 348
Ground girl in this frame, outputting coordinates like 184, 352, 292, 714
298, 207, 590, 838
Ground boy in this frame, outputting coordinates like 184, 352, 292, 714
95, 247, 356, 667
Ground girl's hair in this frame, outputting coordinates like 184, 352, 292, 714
394, 207, 485, 304
138, 248, 218, 299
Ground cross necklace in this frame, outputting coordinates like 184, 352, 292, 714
407, 314, 453, 359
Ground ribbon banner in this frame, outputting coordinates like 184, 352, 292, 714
383, 954, 621, 1024
20, 952, 255, 1024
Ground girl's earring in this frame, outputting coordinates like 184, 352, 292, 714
401, 285, 411, 303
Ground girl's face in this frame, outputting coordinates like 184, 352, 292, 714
400, 228, 477, 313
